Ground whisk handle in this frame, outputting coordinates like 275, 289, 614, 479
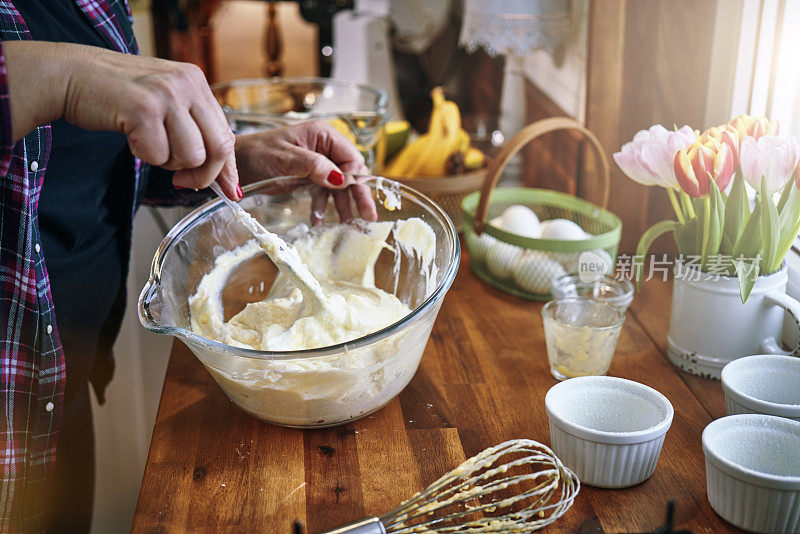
316, 516, 386, 534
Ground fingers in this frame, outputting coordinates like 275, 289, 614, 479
310, 181, 377, 224
289, 123, 376, 221
310, 186, 329, 226
190, 90, 237, 178
292, 123, 377, 222
162, 108, 206, 170
304, 150, 372, 222
163, 108, 232, 192
339, 161, 377, 221
116, 60, 240, 197
332, 189, 355, 222
247, 122, 365, 190
173, 148, 240, 199
235, 121, 379, 222
292, 121, 366, 186
168, 68, 237, 193
170, 102, 238, 197
213, 151, 240, 199
126, 118, 170, 166
351, 182, 378, 221
303, 150, 349, 190
299, 121, 366, 170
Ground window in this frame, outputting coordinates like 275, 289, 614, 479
708, 0, 800, 133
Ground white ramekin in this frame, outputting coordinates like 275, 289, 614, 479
544, 376, 674, 488
702, 414, 800, 533
721, 354, 800, 421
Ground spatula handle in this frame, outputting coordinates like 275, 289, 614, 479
209, 181, 245, 214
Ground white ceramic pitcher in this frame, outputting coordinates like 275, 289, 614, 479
667, 262, 800, 379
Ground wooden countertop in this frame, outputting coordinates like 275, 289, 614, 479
133, 250, 741, 533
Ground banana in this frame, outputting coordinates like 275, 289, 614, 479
402, 89, 449, 176
384, 86, 486, 177
428, 88, 446, 133
457, 129, 470, 154
384, 131, 435, 175
384, 136, 426, 175
391, 94, 444, 176
464, 146, 486, 170
414, 101, 460, 176
384, 89, 445, 175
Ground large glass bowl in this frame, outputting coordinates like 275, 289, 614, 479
138, 177, 459, 428
212, 77, 389, 167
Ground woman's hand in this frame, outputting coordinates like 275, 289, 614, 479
4, 41, 240, 199
234, 122, 378, 223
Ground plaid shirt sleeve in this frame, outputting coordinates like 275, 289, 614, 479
0, 60, 64, 534
0, 1, 138, 531
0, 41, 12, 176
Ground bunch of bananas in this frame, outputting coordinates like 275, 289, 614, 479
384, 87, 486, 177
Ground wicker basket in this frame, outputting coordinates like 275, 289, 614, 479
385, 167, 487, 231
462, 117, 622, 301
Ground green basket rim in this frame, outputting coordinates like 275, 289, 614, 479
461, 187, 622, 252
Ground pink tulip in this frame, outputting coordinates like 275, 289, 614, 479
614, 125, 696, 188
727, 114, 779, 141
673, 139, 736, 198
740, 134, 800, 194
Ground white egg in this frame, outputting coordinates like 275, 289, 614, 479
511, 252, 566, 294
539, 219, 589, 240
554, 249, 614, 276
552, 252, 581, 273
466, 231, 492, 263
588, 249, 614, 274
486, 241, 524, 280
498, 205, 541, 238
489, 215, 505, 228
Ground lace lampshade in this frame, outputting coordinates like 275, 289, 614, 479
459, 0, 572, 57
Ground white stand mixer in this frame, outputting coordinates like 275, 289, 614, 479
330, 0, 452, 120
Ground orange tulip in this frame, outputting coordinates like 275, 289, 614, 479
697, 125, 740, 162
726, 114, 779, 141
674, 139, 736, 198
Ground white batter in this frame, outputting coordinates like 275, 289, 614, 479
190, 217, 435, 350
187, 217, 438, 426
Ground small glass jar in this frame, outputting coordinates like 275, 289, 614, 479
550, 274, 634, 312
542, 297, 625, 381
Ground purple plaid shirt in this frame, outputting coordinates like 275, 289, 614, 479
0, 1, 175, 530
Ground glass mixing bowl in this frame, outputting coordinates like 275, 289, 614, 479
212, 77, 389, 168
138, 177, 459, 428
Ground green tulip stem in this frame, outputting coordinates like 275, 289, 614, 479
680, 190, 696, 219
667, 188, 685, 224
701, 196, 711, 269
634, 220, 679, 290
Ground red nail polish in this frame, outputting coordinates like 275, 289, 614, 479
236, 184, 243, 199
174, 185, 185, 190
327, 170, 344, 186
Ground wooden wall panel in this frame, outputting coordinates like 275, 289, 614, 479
583, 0, 628, 226
521, 81, 584, 196
586, 0, 719, 252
